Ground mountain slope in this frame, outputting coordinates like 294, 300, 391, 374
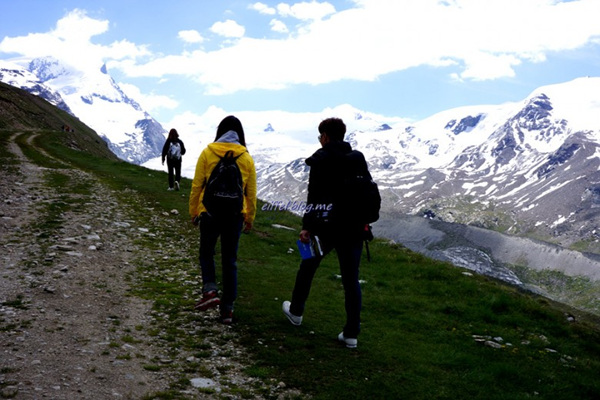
0, 81, 118, 161
0, 58, 165, 164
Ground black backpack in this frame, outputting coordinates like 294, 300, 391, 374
335, 151, 381, 225
203, 151, 244, 217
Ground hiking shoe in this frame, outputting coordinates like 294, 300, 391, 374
195, 290, 220, 311
338, 332, 358, 349
220, 310, 233, 325
282, 301, 302, 326
175, 181, 180, 191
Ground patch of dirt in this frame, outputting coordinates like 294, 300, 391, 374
0, 133, 301, 399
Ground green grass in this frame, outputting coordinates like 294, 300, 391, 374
6, 127, 600, 400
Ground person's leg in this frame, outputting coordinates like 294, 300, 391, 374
336, 237, 363, 339
167, 160, 175, 189
174, 160, 182, 190
199, 213, 220, 293
175, 160, 182, 184
219, 216, 243, 313
289, 239, 333, 316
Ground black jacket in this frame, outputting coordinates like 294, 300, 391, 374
302, 140, 370, 235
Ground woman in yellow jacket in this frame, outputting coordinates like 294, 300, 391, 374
189, 115, 257, 324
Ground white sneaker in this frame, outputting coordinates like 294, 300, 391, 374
282, 301, 302, 326
338, 332, 358, 349
175, 181, 180, 191
167, 187, 174, 191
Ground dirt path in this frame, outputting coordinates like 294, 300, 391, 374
0, 133, 298, 399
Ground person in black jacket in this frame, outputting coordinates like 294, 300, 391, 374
282, 117, 372, 349
161, 128, 186, 191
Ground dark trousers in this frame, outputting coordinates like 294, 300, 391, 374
290, 233, 363, 338
199, 213, 243, 312
167, 159, 182, 189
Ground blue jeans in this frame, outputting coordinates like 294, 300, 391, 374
199, 213, 243, 313
290, 234, 363, 338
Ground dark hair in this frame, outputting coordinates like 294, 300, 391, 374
168, 128, 179, 140
318, 118, 346, 141
215, 115, 246, 147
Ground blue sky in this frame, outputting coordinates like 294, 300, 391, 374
1, 0, 600, 125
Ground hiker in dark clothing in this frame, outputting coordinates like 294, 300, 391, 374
283, 117, 374, 349
161, 128, 186, 191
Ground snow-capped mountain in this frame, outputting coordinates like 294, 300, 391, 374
2, 55, 598, 249
0, 60, 72, 114
0, 57, 165, 164
252, 77, 600, 250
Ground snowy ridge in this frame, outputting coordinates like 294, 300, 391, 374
0, 59, 72, 114
0, 57, 166, 164
248, 77, 600, 248
1, 55, 599, 248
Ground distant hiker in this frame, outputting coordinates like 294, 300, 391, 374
282, 117, 379, 349
161, 128, 186, 191
189, 115, 257, 324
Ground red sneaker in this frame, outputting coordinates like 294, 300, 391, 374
194, 290, 220, 311
220, 310, 233, 325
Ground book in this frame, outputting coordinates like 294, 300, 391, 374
296, 236, 323, 260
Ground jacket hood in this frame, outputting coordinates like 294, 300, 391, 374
207, 130, 247, 157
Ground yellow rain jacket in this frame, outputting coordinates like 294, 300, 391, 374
189, 137, 257, 225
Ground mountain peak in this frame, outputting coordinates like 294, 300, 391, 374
28, 57, 68, 82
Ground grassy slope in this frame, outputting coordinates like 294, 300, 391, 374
3, 85, 600, 399
0, 81, 117, 161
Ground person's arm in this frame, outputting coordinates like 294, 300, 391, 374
243, 154, 257, 232
161, 140, 169, 164
189, 150, 208, 222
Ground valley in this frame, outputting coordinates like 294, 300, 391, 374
375, 212, 600, 315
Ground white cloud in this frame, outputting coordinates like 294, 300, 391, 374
459, 53, 522, 81
3, 1, 600, 97
0, 9, 149, 72
277, 1, 336, 20
178, 30, 204, 44
270, 19, 289, 33
119, 82, 179, 112
53, 8, 108, 41
249, 2, 276, 15
121, 0, 600, 92
210, 19, 245, 38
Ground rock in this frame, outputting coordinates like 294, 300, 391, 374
190, 377, 216, 388
1, 386, 19, 398
484, 341, 502, 349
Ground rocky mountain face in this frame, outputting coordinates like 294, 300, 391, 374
0, 57, 165, 164
257, 78, 600, 252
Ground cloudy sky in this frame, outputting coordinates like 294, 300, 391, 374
1, 0, 600, 125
